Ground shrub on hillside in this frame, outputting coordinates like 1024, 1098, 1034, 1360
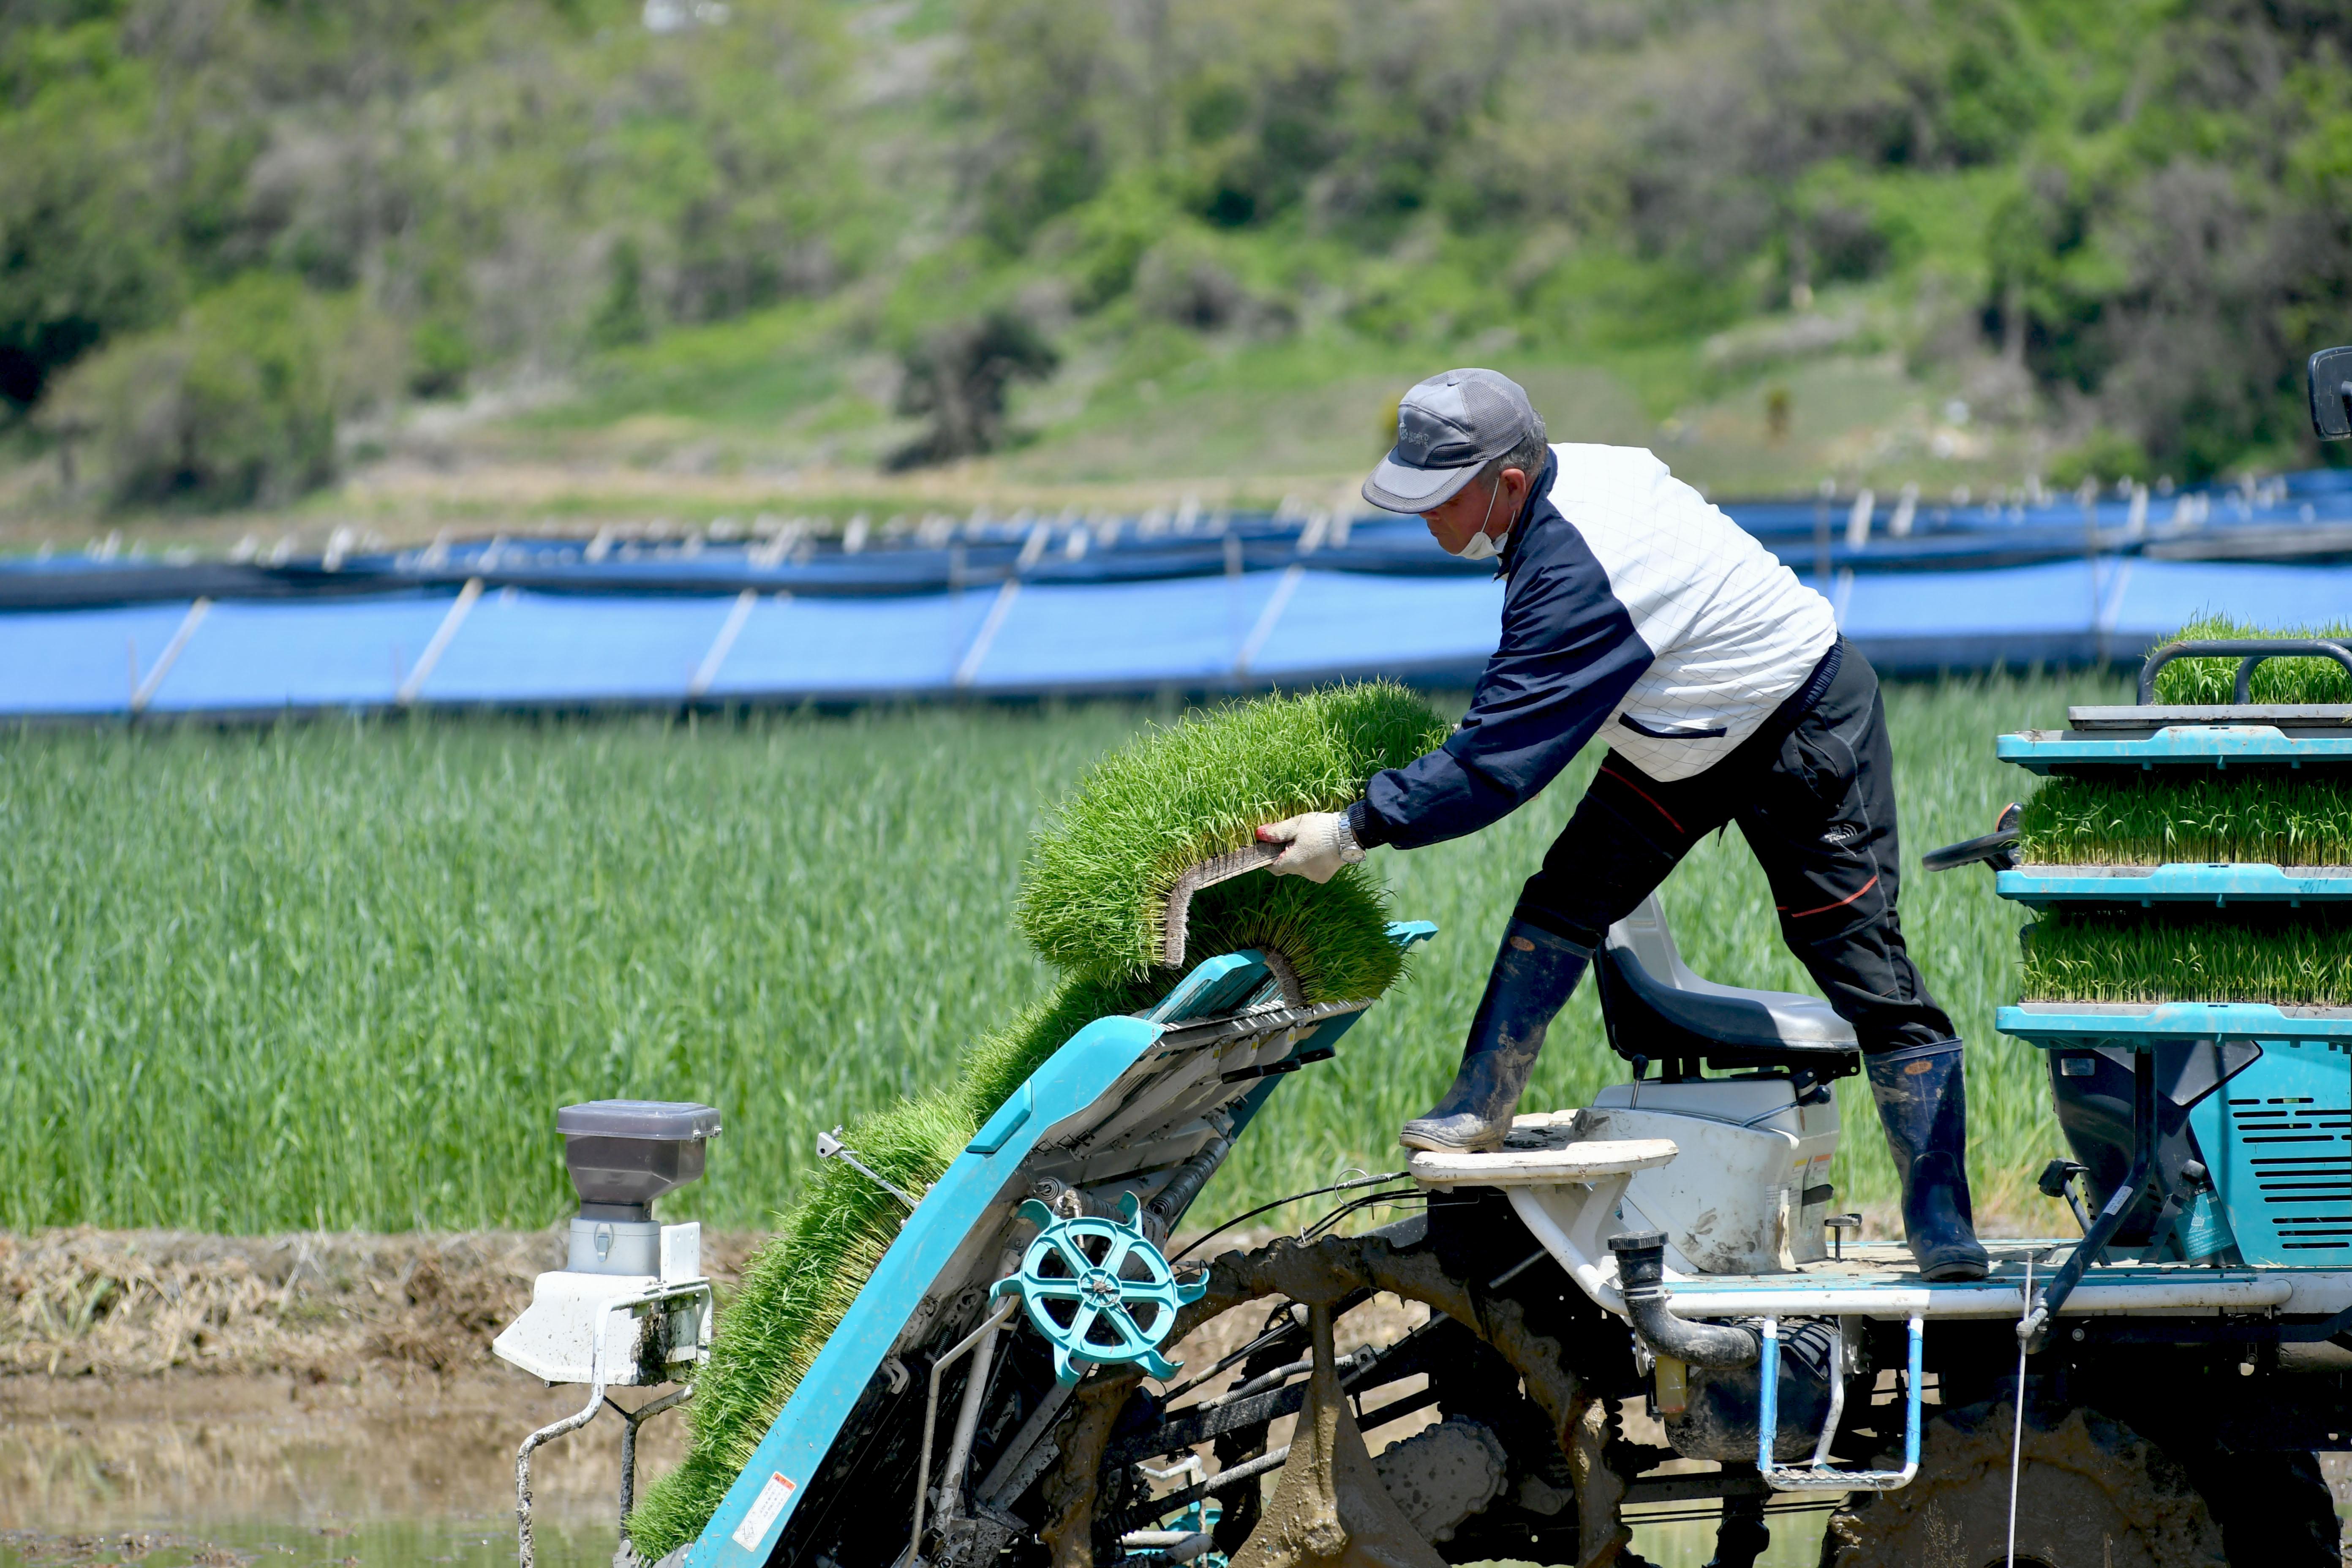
2046, 428, 2151, 490
886, 309, 1059, 469
0, 19, 182, 414
1132, 229, 1295, 338
42, 274, 402, 510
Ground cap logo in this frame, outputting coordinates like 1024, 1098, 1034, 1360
1396, 402, 1478, 469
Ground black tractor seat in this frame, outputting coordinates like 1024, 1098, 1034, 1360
1594, 896, 1862, 1082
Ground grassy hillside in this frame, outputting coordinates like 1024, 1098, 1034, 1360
0, 673, 2111, 1236
3, 1, 2349, 542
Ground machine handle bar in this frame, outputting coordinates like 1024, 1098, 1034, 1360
1923, 802, 2023, 874
1922, 826, 2019, 873
2137, 638, 2352, 706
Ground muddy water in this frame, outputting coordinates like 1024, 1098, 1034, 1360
0, 1519, 610, 1568
0, 1366, 1826, 1568
0, 1231, 1830, 1565
11, 1358, 2351, 1568
0, 1373, 684, 1568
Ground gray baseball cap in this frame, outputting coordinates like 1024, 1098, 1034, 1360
1362, 368, 1545, 513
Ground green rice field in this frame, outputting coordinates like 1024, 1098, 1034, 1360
0, 673, 2120, 1237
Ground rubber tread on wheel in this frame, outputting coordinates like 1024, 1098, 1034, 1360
1821, 1401, 2225, 1568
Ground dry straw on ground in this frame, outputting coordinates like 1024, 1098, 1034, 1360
0, 1228, 758, 1380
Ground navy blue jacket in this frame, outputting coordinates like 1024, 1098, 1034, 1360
1349, 444, 1838, 849
1351, 452, 1649, 849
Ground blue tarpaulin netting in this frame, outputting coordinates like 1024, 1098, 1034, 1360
5, 555, 2346, 719
7, 469, 2349, 717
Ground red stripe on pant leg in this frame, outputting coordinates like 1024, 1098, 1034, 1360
1596, 762, 1686, 837
1776, 873, 1880, 920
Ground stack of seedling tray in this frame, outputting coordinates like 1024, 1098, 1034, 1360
1991, 624, 2352, 1267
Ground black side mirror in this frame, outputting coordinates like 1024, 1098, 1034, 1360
2308, 345, 2352, 441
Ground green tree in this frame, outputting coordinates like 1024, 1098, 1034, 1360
957, 0, 1129, 251
46, 273, 401, 509
0, 20, 180, 411
888, 309, 1059, 469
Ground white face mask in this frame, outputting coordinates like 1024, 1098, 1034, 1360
1442, 477, 1507, 560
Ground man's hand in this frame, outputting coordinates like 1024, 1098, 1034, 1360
1256, 812, 1364, 883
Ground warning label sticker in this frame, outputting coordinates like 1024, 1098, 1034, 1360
731, 1472, 797, 1552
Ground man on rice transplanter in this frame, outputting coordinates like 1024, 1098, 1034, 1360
1254, 368, 1988, 1282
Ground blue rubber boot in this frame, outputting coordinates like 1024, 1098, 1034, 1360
1867, 1038, 1990, 1282
1400, 921, 1590, 1154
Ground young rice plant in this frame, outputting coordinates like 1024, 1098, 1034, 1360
2021, 911, 2352, 1007
2151, 614, 2352, 705
2018, 773, 2352, 866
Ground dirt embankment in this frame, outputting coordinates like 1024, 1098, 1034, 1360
0, 1229, 772, 1538
0, 1229, 764, 1382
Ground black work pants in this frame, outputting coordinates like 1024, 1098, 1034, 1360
1514, 640, 1955, 1055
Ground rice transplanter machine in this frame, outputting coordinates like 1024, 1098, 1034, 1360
492, 353, 2352, 1568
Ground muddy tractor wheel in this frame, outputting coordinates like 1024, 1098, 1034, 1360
1821, 1401, 2227, 1568
2191, 1448, 2343, 1567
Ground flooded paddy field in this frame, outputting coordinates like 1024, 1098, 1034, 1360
0, 1374, 661, 1567
0, 1229, 749, 1568
5, 1228, 2339, 1568
0, 1258, 1818, 1568
0, 1372, 1847, 1568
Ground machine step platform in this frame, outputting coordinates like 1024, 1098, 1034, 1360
1645, 1240, 2303, 1320
1405, 1132, 1678, 1189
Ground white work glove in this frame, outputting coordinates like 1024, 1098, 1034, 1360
1256, 811, 1364, 884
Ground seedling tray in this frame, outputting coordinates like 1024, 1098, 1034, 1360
1998, 863, 2352, 908
1998, 1000, 2352, 1046
2000, 719, 2352, 774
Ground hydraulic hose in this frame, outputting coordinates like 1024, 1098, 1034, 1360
1609, 1232, 1761, 1369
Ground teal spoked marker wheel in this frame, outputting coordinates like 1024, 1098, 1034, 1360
992, 1192, 1207, 1385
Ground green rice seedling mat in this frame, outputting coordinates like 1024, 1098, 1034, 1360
2148, 615, 2352, 707
2018, 908, 2352, 1009
1999, 617, 2352, 771
2019, 774, 2352, 869
1017, 683, 1447, 983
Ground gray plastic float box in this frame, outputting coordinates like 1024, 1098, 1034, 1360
557, 1100, 721, 1275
